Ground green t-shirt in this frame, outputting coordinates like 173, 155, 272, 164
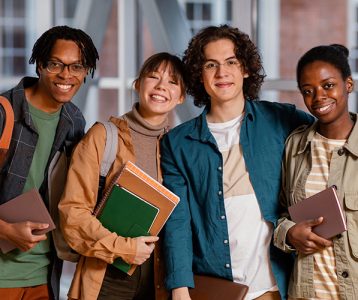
0, 102, 60, 287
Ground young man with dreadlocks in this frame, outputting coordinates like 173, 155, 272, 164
0, 25, 99, 300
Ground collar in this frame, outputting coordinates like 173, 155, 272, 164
296, 113, 358, 157
188, 100, 254, 143
186, 106, 214, 142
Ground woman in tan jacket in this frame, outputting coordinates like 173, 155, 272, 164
59, 52, 186, 300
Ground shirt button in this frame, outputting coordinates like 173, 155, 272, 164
342, 271, 349, 278
225, 263, 230, 268
224, 239, 228, 244
218, 190, 223, 195
220, 215, 226, 220
338, 148, 345, 156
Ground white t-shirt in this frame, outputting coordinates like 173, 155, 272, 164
208, 115, 278, 299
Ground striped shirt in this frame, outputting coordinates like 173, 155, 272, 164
305, 132, 345, 299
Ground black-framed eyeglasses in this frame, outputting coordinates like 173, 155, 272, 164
46, 60, 87, 76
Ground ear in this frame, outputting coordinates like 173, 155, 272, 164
134, 79, 140, 92
178, 95, 185, 104
347, 76, 354, 93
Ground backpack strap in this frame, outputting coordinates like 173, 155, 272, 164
99, 121, 118, 177
0, 96, 14, 150
96, 121, 118, 202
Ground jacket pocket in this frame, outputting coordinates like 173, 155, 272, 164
345, 192, 358, 258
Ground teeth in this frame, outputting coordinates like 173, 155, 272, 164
56, 84, 71, 90
318, 104, 331, 112
152, 94, 166, 101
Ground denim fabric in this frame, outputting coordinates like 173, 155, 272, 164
0, 77, 85, 300
160, 100, 314, 299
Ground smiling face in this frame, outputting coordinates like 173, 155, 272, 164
299, 60, 353, 126
136, 62, 184, 125
201, 38, 248, 108
35, 39, 87, 112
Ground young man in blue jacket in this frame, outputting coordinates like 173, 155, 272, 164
0, 26, 98, 300
160, 25, 314, 300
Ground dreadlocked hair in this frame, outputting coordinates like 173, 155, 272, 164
29, 25, 99, 78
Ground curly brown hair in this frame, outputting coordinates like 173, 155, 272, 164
183, 24, 265, 107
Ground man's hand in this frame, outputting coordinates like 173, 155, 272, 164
0, 219, 49, 251
172, 287, 191, 300
128, 236, 159, 265
287, 217, 333, 254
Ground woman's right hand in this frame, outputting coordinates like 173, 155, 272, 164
172, 287, 191, 300
128, 235, 159, 265
287, 217, 333, 254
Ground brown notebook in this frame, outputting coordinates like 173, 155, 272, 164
0, 189, 56, 253
189, 275, 249, 300
288, 186, 347, 239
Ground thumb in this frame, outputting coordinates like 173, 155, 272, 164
29, 222, 49, 230
307, 217, 324, 227
143, 236, 159, 243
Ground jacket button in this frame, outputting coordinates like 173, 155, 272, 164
225, 263, 230, 268
218, 190, 222, 195
336, 234, 342, 239
338, 148, 345, 156
156, 285, 161, 289
224, 239, 228, 244
342, 271, 349, 278
218, 166, 222, 171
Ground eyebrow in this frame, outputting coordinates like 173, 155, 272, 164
204, 56, 237, 62
49, 57, 83, 64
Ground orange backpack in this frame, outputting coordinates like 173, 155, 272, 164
0, 96, 14, 167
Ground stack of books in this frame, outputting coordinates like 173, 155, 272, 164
95, 161, 179, 274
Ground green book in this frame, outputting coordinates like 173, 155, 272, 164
97, 184, 159, 273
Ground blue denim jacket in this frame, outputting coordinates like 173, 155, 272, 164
0, 77, 85, 300
160, 100, 314, 299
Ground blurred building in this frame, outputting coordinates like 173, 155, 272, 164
1, 0, 357, 126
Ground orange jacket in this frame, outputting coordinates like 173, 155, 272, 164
59, 116, 168, 300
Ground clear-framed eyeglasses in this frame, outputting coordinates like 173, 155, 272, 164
203, 59, 241, 72
46, 60, 87, 76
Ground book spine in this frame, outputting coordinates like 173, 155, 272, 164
126, 161, 179, 203
93, 171, 121, 216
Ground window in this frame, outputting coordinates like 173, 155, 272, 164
180, 0, 232, 34
0, 0, 27, 76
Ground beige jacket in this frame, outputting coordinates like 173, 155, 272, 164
59, 116, 168, 300
274, 114, 358, 299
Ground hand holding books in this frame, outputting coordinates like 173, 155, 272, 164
0, 189, 56, 253
287, 186, 346, 254
130, 235, 159, 265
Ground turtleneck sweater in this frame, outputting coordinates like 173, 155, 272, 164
123, 103, 168, 180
